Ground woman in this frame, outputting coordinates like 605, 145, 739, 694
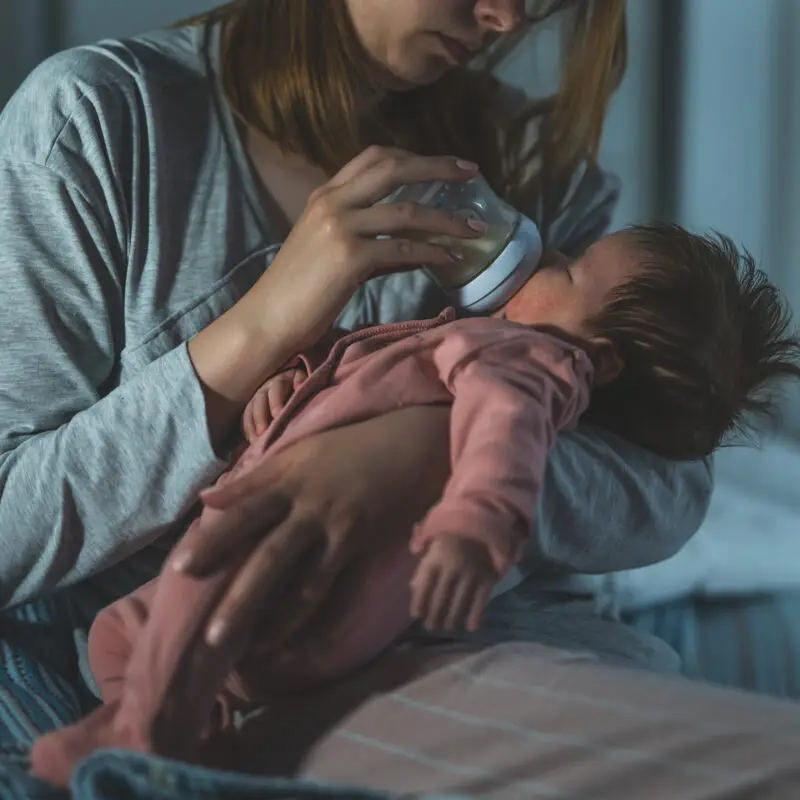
0, 0, 714, 769
0, 0, 708, 635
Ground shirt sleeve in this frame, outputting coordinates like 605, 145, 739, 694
410, 331, 593, 576
531, 428, 714, 575
0, 57, 228, 606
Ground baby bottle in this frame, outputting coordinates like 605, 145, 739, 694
381, 173, 543, 313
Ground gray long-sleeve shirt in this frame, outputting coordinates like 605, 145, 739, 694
0, 24, 713, 609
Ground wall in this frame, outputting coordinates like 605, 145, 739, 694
598, 0, 662, 230
674, 0, 800, 435
61, 0, 215, 48
0, 1, 57, 107
781, 0, 800, 435
0, 2, 17, 105
0, 0, 214, 109
495, 1, 662, 230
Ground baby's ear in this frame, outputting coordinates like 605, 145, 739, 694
586, 337, 624, 385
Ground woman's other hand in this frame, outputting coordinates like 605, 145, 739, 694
170, 405, 452, 647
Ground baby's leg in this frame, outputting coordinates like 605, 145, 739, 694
89, 582, 248, 741
29, 581, 157, 787
109, 561, 249, 757
88, 580, 158, 703
30, 522, 254, 787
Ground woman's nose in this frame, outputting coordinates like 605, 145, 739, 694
474, 0, 525, 33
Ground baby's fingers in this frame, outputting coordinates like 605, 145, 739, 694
268, 374, 294, 418
242, 392, 267, 443
242, 404, 256, 444
251, 390, 272, 439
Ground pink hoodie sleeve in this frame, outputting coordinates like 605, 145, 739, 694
410, 330, 594, 576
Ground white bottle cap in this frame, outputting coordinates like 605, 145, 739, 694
448, 215, 543, 313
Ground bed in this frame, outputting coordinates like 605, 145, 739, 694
2, 580, 800, 798
3, 442, 798, 797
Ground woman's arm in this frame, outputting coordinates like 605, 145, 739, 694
0, 51, 484, 607
0, 162, 225, 607
0, 152, 297, 606
0, 51, 307, 607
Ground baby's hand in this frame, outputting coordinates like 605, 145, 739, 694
243, 367, 306, 443
410, 535, 499, 633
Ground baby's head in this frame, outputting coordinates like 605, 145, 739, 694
496, 222, 800, 459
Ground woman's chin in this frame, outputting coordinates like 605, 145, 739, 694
380, 58, 451, 91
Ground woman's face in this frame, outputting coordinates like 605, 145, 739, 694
345, 0, 527, 87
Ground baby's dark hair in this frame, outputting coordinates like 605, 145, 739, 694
582, 222, 800, 460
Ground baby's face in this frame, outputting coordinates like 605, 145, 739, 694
493, 233, 640, 337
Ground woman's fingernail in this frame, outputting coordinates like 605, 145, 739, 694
466, 218, 487, 233
207, 621, 226, 646
172, 553, 189, 572
448, 248, 464, 262
455, 159, 478, 172
256, 425, 266, 437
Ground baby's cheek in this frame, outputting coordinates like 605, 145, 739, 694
505, 289, 558, 325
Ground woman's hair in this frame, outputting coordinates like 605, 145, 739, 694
583, 223, 800, 460
176, 0, 627, 241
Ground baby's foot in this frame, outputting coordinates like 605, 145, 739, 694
30, 701, 127, 788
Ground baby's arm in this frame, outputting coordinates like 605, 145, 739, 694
409, 330, 594, 629
410, 534, 499, 632
242, 327, 349, 442
243, 367, 307, 442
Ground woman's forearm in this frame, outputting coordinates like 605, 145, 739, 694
524, 423, 714, 575
188, 284, 300, 450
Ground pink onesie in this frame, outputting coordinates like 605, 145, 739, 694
31, 309, 593, 784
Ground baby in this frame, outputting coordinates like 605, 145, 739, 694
31, 223, 800, 784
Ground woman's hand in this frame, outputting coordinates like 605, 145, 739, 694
187, 146, 482, 448
240, 146, 486, 353
170, 406, 452, 647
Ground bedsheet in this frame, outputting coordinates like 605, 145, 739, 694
5, 639, 800, 798
0, 574, 676, 796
